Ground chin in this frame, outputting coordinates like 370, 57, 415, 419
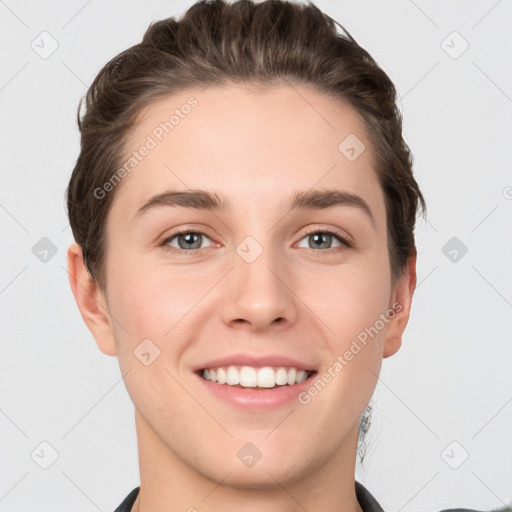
209, 465, 309, 491
192, 446, 317, 490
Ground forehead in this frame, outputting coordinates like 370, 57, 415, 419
110, 83, 386, 226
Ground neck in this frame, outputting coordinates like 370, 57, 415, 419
131, 410, 364, 512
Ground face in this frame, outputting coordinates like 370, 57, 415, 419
72, 84, 414, 488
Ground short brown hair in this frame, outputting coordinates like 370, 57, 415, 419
66, 0, 425, 291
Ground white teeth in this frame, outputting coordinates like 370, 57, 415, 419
240, 366, 257, 387
257, 367, 275, 388
226, 366, 240, 385
275, 367, 288, 385
217, 367, 227, 384
201, 365, 313, 388
296, 370, 308, 383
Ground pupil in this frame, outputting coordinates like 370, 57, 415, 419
181, 233, 199, 248
312, 233, 329, 249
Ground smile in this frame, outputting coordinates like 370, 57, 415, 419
200, 365, 314, 389
195, 366, 318, 411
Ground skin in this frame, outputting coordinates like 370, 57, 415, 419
68, 84, 416, 512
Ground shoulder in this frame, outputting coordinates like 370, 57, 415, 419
355, 481, 512, 512
438, 508, 512, 512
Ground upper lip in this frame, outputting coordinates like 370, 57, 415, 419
193, 353, 317, 373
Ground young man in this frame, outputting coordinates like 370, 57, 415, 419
66, 1, 503, 510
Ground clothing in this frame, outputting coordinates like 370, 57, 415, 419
114, 486, 138, 512
113, 481, 510, 512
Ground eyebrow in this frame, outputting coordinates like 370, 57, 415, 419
133, 188, 376, 228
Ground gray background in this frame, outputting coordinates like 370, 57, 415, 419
1, 0, 511, 510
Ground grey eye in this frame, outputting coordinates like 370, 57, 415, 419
296, 232, 344, 250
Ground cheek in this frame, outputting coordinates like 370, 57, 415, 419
308, 262, 391, 341
105, 256, 173, 351
106, 256, 213, 351
305, 262, 391, 397
299, 268, 388, 412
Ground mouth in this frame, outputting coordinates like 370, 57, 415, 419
195, 365, 317, 390
192, 353, 319, 409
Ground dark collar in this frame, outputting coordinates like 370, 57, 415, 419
355, 480, 386, 512
114, 480, 384, 512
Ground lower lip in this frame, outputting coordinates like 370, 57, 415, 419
195, 371, 317, 411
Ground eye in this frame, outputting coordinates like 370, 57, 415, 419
296, 227, 352, 251
159, 227, 353, 255
160, 230, 214, 253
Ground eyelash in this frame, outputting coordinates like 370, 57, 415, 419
158, 226, 353, 255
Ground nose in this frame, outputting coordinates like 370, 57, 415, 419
221, 242, 299, 333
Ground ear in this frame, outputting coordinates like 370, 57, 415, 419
382, 251, 417, 359
67, 242, 117, 356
